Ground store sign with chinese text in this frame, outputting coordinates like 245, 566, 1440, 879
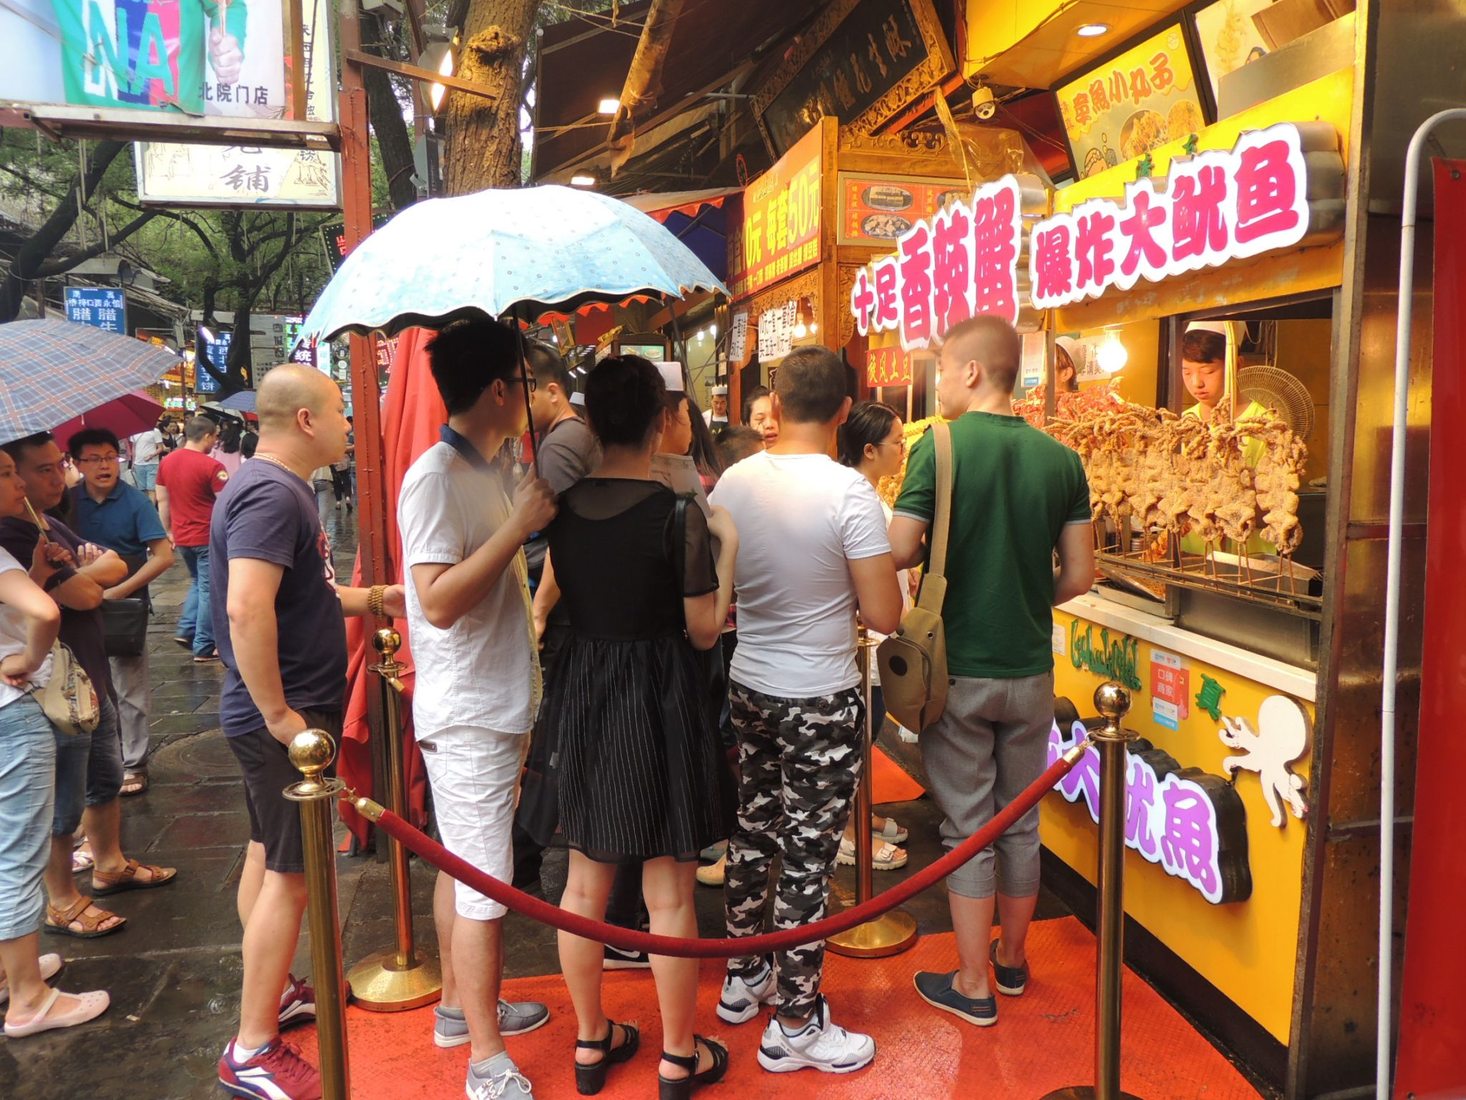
1028, 123, 1327, 311
850, 175, 1026, 351
134, 0, 339, 208
757, 302, 799, 362
195, 330, 231, 395
1151, 649, 1191, 731
63, 287, 126, 335
1055, 23, 1205, 179
837, 175, 967, 247
728, 123, 823, 300
866, 341, 913, 387
1048, 705, 1252, 904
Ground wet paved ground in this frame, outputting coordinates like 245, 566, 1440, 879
2, 505, 1031, 1099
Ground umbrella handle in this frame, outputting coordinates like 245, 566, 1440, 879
23, 500, 49, 543
513, 304, 541, 480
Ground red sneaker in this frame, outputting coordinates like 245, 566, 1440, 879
218, 1037, 323, 1100
278, 975, 316, 1030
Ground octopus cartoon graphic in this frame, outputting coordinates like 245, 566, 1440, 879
1219, 695, 1310, 827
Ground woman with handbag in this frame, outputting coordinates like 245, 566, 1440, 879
0, 449, 110, 1037
521, 356, 738, 1099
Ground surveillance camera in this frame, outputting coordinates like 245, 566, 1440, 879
972, 85, 997, 121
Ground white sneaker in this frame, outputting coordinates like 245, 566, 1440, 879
756, 996, 875, 1074
716, 959, 777, 1024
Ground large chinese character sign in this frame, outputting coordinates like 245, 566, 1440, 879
1029, 123, 1330, 311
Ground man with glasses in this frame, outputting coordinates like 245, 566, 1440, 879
69, 429, 175, 796
399, 320, 554, 1100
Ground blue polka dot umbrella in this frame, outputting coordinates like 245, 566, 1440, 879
298, 184, 729, 343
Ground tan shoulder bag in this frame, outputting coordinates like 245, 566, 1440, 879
877, 419, 953, 732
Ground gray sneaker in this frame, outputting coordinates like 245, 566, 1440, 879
498, 998, 550, 1036
466, 1053, 533, 1100
434, 1001, 549, 1049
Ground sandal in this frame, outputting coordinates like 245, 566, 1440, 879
44, 897, 126, 939
0, 953, 62, 1006
837, 835, 908, 870
92, 857, 177, 896
3, 986, 110, 1038
574, 1020, 639, 1095
120, 771, 149, 797
70, 841, 94, 874
658, 1036, 729, 1100
874, 816, 909, 844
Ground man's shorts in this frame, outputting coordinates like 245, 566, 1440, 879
227, 709, 342, 874
132, 463, 158, 491
418, 724, 526, 921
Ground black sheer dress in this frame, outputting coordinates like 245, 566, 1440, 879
522, 478, 733, 862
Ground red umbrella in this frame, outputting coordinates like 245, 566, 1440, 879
53, 391, 165, 449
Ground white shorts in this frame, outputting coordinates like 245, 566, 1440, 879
418, 725, 526, 921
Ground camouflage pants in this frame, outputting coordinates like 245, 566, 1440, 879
724, 681, 863, 1020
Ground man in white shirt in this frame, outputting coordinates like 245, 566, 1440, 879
399, 320, 557, 1100
707, 346, 902, 1075
128, 423, 166, 502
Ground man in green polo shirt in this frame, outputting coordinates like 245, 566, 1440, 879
889, 316, 1095, 1028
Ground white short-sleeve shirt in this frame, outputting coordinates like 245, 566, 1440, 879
399, 442, 536, 739
0, 547, 52, 707
710, 450, 891, 697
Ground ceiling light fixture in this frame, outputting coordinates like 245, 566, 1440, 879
1076, 23, 1110, 38
597, 97, 620, 116
569, 174, 596, 187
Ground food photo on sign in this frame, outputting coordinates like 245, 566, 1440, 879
1055, 21, 1209, 179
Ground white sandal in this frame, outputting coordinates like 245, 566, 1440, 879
874, 817, 909, 844
0, 954, 62, 1006
3, 986, 109, 1038
837, 835, 909, 870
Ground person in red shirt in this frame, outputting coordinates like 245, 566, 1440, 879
157, 417, 229, 662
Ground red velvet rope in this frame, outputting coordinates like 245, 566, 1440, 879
371, 747, 1083, 959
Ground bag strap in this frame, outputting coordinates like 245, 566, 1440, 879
916, 420, 954, 614
672, 494, 690, 601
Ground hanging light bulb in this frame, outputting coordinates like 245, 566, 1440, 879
1097, 330, 1128, 373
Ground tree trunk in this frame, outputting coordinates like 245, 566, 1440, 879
0, 139, 128, 322
361, 11, 421, 212
607, 0, 686, 176
441, 0, 541, 195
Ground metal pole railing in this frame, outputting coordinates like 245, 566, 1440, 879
827, 627, 918, 959
1042, 683, 1143, 1100
346, 628, 442, 1010
282, 729, 351, 1100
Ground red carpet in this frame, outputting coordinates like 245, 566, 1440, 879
297, 919, 1260, 1099
871, 744, 925, 805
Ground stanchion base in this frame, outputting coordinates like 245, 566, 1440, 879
347, 949, 443, 1012
825, 909, 919, 958
1040, 1088, 1143, 1099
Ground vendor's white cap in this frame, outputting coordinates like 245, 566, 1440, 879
1185, 320, 1229, 336
711, 384, 728, 395
655, 362, 685, 392
570, 391, 586, 407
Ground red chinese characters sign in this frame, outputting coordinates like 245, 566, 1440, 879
1029, 124, 1314, 311
729, 124, 824, 299
850, 175, 1024, 352
866, 344, 912, 387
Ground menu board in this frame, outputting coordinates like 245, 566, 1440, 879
1055, 23, 1208, 179
837, 174, 966, 247
1192, 0, 1275, 107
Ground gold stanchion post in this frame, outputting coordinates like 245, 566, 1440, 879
347, 628, 443, 1010
1042, 682, 1144, 1100
283, 729, 352, 1100
827, 628, 919, 958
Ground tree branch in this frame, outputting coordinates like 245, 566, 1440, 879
32, 210, 158, 278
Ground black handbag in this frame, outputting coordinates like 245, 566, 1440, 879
102, 598, 149, 658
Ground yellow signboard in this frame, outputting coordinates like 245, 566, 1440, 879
727, 120, 830, 300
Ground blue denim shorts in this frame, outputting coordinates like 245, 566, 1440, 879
0, 695, 59, 940
132, 463, 158, 491
53, 693, 123, 836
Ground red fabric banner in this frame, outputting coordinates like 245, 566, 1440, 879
1394, 159, 1466, 1099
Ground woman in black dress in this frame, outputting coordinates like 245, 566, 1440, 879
533, 356, 738, 1098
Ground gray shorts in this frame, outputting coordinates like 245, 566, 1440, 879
918, 671, 1055, 899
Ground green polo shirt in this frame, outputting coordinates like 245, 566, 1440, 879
894, 411, 1091, 679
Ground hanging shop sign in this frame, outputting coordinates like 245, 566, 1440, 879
134, 0, 338, 208
756, 302, 799, 362
728, 311, 750, 366
866, 332, 913, 387
1048, 702, 1253, 905
1055, 21, 1207, 180
63, 287, 127, 335
195, 330, 231, 395
1028, 122, 1342, 312
850, 175, 1041, 351
727, 123, 825, 300
752, 0, 955, 158
836, 173, 967, 247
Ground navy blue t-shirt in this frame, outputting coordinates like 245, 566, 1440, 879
210, 460, 347, 736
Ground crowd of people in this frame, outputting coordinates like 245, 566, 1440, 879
0, 313, 1095, 1100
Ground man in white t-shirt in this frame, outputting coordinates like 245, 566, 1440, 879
399, 320, 557, 1100
707, 346, 902, 1075
128, 424, 166, 501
